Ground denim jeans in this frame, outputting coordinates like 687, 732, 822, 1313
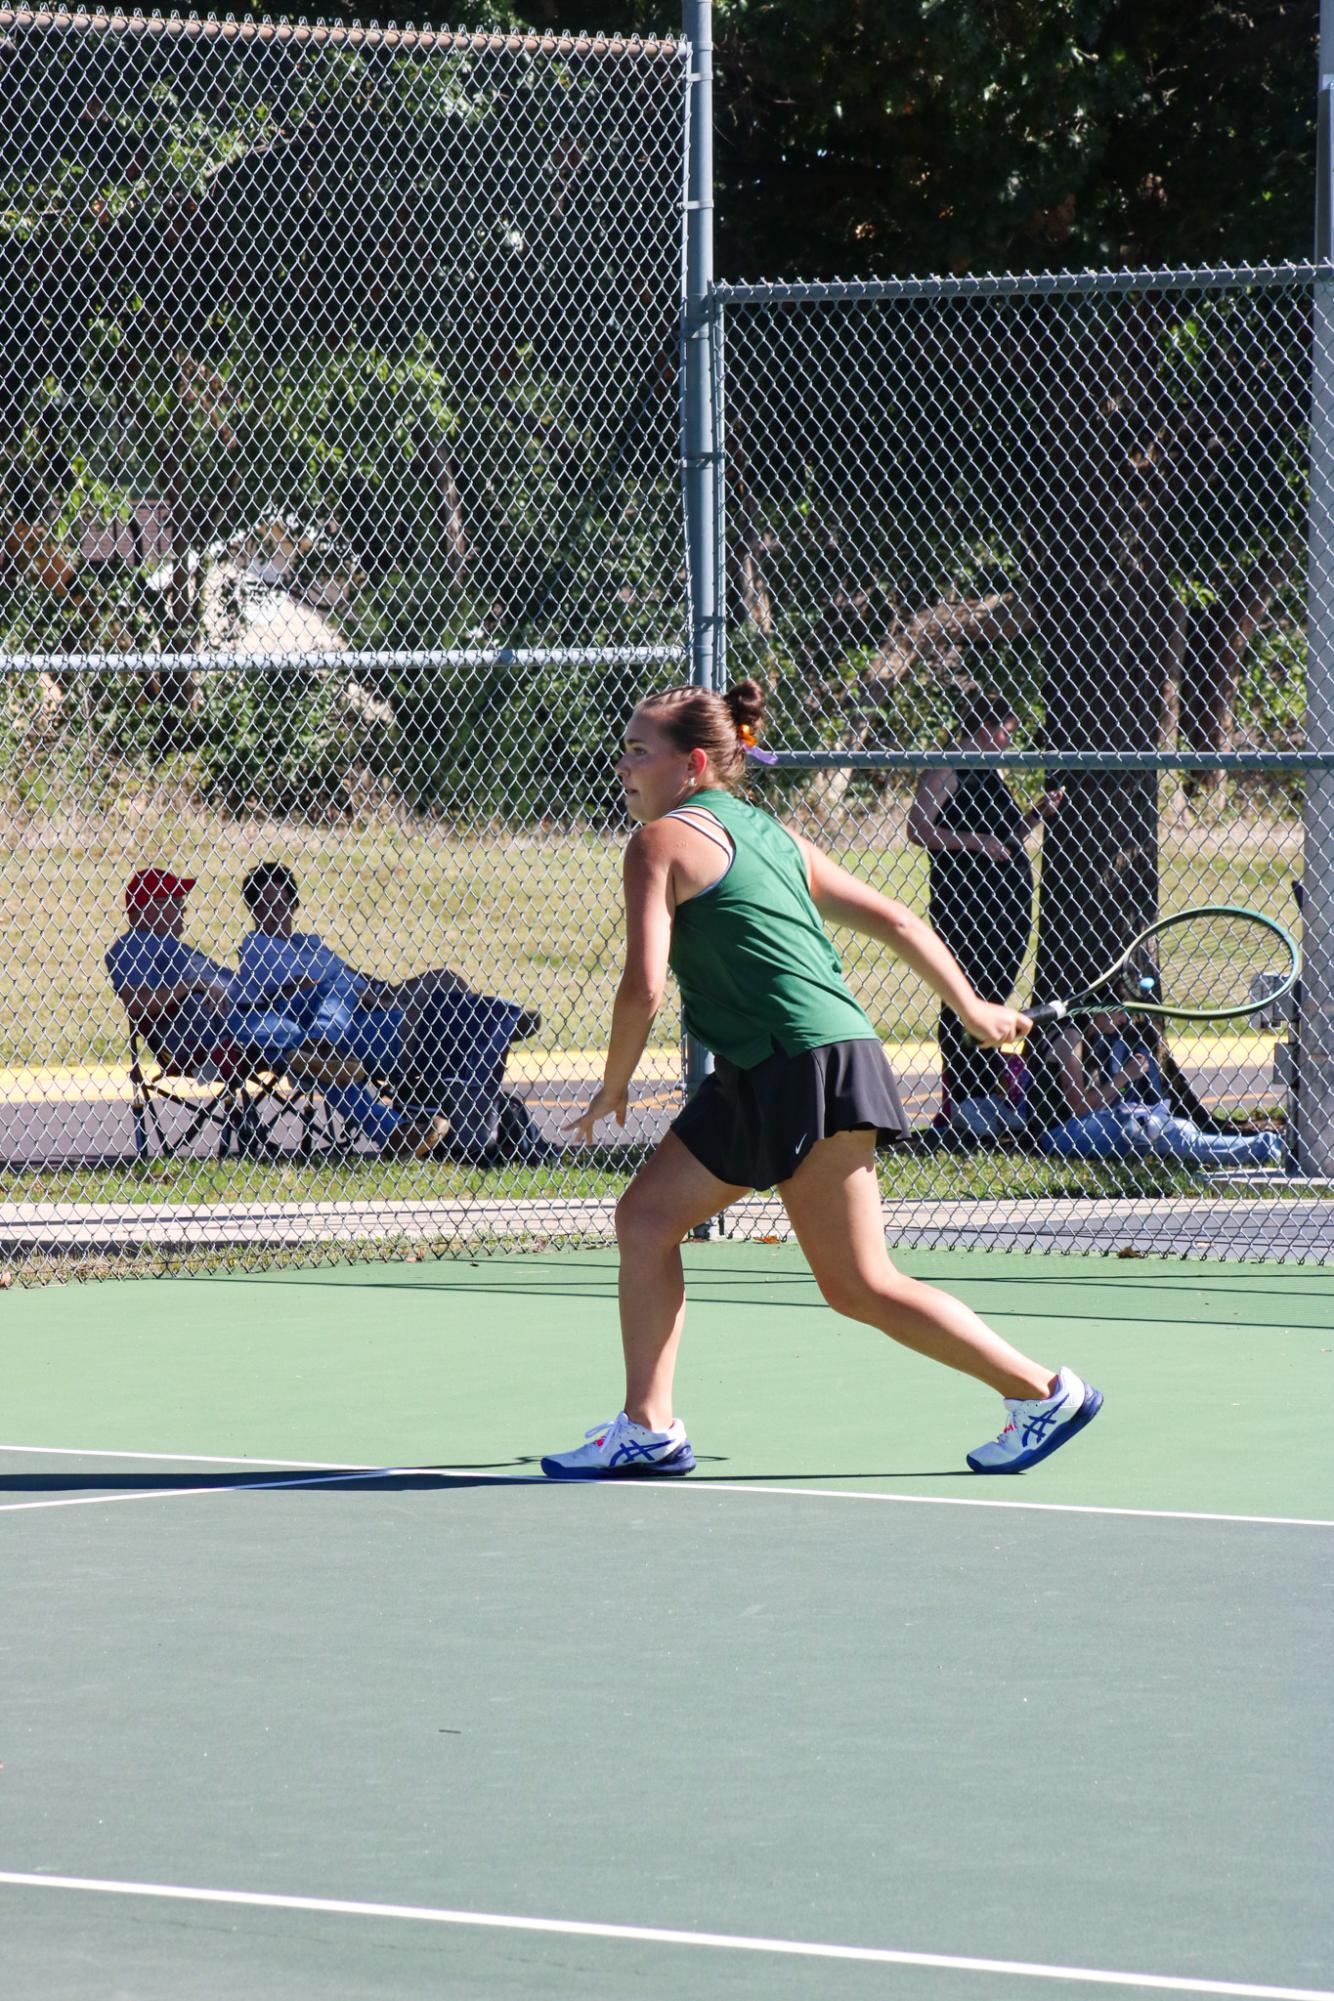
311, 1001, 405, 1077
1039, 1102, 1281, 1167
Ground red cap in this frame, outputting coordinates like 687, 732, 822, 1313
125, 868, 196, 914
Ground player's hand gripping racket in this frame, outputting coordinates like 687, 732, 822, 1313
1025, 904, 1300, 1026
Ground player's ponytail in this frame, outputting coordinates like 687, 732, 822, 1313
638, 678, 772, 790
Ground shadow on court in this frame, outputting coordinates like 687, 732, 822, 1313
0, 1467, 546, 1497
0, 1463, 979, 1495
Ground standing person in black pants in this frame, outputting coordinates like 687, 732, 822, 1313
908, 691, 1064, 1134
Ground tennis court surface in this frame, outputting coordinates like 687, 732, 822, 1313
3, 1244, 1331, 2001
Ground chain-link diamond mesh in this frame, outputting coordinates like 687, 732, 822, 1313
4, 16, 1332, 1279
0, 9, 689, 1276
715, 269, 1333, 1259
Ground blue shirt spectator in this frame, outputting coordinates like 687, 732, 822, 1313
106, 868, 437, 1150
236, 932, 364, 1014
238, 865, 405, 1070
236, 861, 546, 1162
106, 870, 247, 1070
107, 927, 236, 999
235, 931, 372, 1047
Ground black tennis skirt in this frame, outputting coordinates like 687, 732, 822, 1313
670, 1038, 910, 1191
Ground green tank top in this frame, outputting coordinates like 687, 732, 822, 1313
665, 788, 879, 1067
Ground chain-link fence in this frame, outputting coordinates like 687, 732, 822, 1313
714, 267, 1333, 1259
2, 12, 1331, 1276
0, 9, 689, 1274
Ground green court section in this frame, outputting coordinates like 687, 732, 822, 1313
3, 1246, 1333, 1518
3, 1476, 1331, 1999
4, 1247, 1333, 2000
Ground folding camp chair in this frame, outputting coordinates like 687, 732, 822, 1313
388, 991, 558, 1164
127, 1025, 350, 1162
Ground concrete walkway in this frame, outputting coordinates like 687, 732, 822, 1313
3, 1190, 1329, 1262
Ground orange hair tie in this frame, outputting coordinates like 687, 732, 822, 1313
736, 720, 778, 765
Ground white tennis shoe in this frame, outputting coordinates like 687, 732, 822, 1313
540, 1411, 696, 1480
966, 1366, 1103, 1473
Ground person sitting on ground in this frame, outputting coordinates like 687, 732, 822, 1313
107, 869, 443, 1157
1022, 1004, 1281, 1169
236, 863, 552, 1163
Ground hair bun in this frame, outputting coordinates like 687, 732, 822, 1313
723, 677, 766, 737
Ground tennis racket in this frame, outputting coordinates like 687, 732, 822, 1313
1025, 904, 1300, 1026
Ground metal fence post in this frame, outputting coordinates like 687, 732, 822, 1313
681, 0, 718, 1183
1296, 7, 1334, 1174
682, 0, 718, 701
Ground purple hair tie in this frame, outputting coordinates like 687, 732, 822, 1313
737, 724, 778, 766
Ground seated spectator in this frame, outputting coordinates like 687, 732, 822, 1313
107, 869, 245, 1072
236, 863, 409, 1077
237, 863, 552, 1163
107, 869, 444, 1157
1022, 1011, 1281, 1169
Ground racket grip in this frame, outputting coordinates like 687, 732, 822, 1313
1024, 1001, 1066, 1025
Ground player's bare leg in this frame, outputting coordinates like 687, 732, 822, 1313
614, 1132, 747, 1431
780, 1129, 1055, 1399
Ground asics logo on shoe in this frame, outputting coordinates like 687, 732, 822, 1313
609, 1434, 673, 1466
1020, 1389, 1070, 1446
541, 1414, 695, 1480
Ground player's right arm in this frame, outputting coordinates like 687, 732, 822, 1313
566, 820, 678, 1139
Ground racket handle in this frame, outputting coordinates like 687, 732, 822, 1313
1024, 1001, 1067, 1025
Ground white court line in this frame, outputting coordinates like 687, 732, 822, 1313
0, 1872, 1328, 2000
0, 1443, 543, 1516
0, 1443, 1329, 1526
678, 1480, 1334, 1531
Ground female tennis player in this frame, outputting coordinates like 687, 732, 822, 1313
540, 679, 1103, 1479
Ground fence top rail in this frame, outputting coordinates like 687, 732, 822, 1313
0, 9, 686, 59
0, 646, 687, 675
713, 262, 1334, 308
765, 750, 1334, 772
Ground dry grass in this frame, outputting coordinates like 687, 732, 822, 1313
0, 803, 1302, 1070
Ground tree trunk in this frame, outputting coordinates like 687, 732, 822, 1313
1178, 550, 1295, 800
410, 421, 468, 575
725, 448, 772, 636
151, 405, 199, 741
1029, 306, 1172, 1004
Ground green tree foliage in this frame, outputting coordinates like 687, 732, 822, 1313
0, 3, 1319, 827
237, 0, 1318, 277
0, 16, 685, 818
706, 0, 1317, 279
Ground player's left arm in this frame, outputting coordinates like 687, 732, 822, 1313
793, 835, 1030, 1048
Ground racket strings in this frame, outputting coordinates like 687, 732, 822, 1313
1147, 913, 1292, 1019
